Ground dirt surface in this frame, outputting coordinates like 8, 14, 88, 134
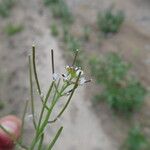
0, 0, 150, 149
0, 0, 118, 149
65, 0, 150, 147
66, 0, 150, 34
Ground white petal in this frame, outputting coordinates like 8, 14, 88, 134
76, 70, 84, 76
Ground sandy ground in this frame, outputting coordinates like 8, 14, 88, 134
0, 0, 150, 149
0, 0, 118, 149
66, 0, 150, 35
65, 0, 150, 147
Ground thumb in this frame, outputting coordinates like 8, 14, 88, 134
0, 115, 22, 150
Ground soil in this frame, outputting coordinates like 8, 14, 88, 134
0, 0, 150, 150
65, 0, 150, 147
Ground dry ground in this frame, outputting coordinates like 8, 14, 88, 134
0, 0, 117, 149
0, 0, 150, 149
65, 0, 150, 146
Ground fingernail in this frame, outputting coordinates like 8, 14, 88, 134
1, 120, 17, 134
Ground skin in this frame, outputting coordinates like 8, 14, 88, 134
0, 115, 21, 150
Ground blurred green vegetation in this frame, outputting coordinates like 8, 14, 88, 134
83, 25, 91, 41
44, 0, 59, 5
122, 126, 150, 150
0, 0, 15, 17
64, 33, 83, 66
44, 0, 73, 24
50, 23, 59, 37
4, 23, 24, 36
90, 53, 146, 114
66, 35, 81, 53
97, 7, 124, 34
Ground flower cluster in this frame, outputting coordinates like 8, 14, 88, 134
52, 65, 90, 86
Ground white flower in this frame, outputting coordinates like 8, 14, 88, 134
65, 65, 84, 78
52, 65, 90, 86
62, 73, 71, 81
76, 69, 83, 76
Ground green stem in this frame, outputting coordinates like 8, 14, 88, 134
38, 133, 44, 150
20, 100, 29, 142
51, 49, 55, 74
72, 50, 79, 66
32, 46, 49, 110
49, 72, 81, 123
29, 83, 68, 150
37, 81, 54, 130
32, 46, 41, 95
29, 55, 37, 129
47, 127, 63, 150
